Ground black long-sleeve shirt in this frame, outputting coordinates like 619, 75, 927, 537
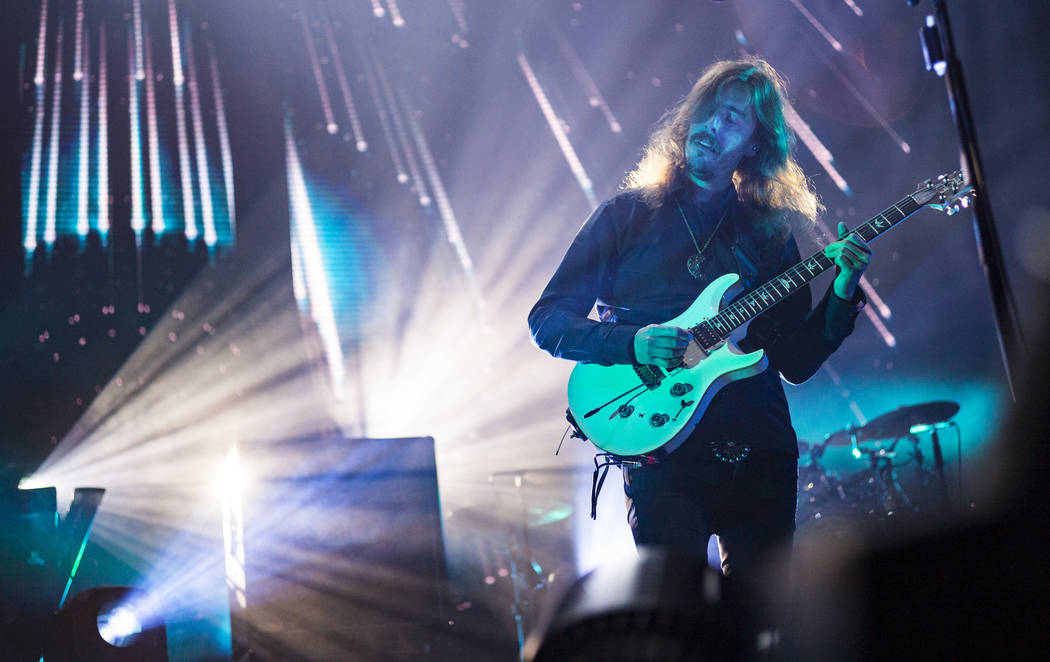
528, 186, 864, 458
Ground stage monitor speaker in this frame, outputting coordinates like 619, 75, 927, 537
228, 435, 447, 661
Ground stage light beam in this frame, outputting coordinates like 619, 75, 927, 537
128, 28, 146, 236
788, 0, 843, 52
23, 0, 49, 253
145, 32, 166, 235
76, 34, 90, 237
169, 0, 198, 240
517, 51, 597, 208
447, 0, 468, 34
323, 22, 367, 153
400, 89, 486, 320
73, 0, 84, 81
285, 118, 346, 399
33, 0, 48, 86
208, 42, 237, 239
807, 41, 912, 154
97, 23, 110, 237
298, 5, 338, 135
842, 0, 863, 17
556, 32, 623, 134
359, 50, 410, 185
132, 0, 145, 80
385, 0, 406, 27
184, 24, 217, 247
43, 17, 65, 246
372, 52, 430, 206
780, 99, 850, 195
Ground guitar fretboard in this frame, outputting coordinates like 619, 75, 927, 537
690, 194, 923, 348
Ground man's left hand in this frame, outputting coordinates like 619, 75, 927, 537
825, 221, 872, 300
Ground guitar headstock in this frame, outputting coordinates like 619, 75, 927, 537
912, 171, 976, 215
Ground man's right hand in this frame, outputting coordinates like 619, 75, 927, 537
633, 324, 692, 369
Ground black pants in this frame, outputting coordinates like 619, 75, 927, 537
623, 450, 798, 579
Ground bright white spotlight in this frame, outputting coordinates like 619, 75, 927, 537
97, 602, 142, 647
215, 445, 245, 498
18, 476, 49, 490
218, 446, 248, 609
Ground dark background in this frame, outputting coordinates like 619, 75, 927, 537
0, 1, 1048, 655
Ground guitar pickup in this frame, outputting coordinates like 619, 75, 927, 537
689, 322, 722, 353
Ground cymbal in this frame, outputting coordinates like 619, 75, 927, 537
859, 401, 959, 441
823, 428, 855, 447
824, 401, 960, 444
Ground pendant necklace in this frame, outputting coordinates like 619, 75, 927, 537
675, 199, 728, 280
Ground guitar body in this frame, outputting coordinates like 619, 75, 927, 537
567, 273, 768, 456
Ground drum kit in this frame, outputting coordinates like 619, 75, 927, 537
796, 400, 961, 538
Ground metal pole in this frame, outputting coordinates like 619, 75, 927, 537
918, 0, 1026, 399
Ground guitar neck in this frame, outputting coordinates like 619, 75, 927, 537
695, 193, 923, 343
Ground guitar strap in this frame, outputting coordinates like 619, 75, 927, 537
589, 460, 613, 520
589, 452, 659, 519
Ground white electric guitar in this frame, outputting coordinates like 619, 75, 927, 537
566, 172, 973, 457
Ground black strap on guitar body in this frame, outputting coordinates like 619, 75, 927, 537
589, 452, 660, 520
562, 407, 662, 519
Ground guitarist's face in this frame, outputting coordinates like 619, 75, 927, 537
684, 82, 758, 192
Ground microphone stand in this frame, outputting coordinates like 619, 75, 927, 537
912, 0, 1025, 400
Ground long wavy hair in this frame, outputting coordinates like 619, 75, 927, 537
623, 58, 821, 235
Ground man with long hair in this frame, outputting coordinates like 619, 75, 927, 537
528, 59, 871, 589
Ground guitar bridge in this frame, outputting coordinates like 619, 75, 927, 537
633, 364, 665, 390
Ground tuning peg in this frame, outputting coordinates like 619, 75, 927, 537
946, 196, 972, 215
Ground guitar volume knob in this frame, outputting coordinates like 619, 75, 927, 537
649, 413, 669, 427
617, 404, 635, 418
670, 383, 693, 397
